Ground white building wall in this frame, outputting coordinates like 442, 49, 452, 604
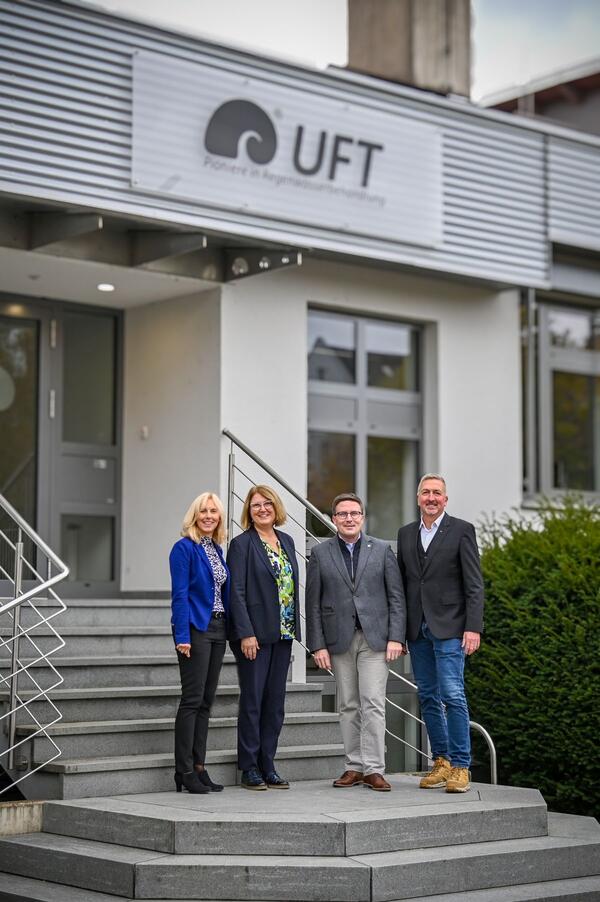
219, 259, 521, 528
119, 258, 521, 589
121, 288, 222, 591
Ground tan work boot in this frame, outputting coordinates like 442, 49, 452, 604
446, 766, 471, 793
419, 756, 451, 789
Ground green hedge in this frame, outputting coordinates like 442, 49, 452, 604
465, 498, 600, 816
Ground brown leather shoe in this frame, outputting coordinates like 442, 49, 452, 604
333, 770, 364, 788
363, 773, 391, 792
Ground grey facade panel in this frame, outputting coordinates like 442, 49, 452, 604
549, 138, 600, 252
1, 0, 594, 286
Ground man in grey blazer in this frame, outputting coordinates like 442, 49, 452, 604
396, 474, 484, 794
306, 493, 406, 791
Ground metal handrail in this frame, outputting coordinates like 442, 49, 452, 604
222, 429, 497, 783
387, 666, 498, 782
223, 428, 336, 536
0, 492, 69, 794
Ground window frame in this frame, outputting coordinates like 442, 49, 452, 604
523, 290, 600, 501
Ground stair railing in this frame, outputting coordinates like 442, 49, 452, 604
0, 493, 69, 795
223, 429, 497, 783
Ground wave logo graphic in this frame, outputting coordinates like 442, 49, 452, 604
204, 100, 277, 164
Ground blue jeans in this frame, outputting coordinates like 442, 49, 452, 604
408, 621, 471, 768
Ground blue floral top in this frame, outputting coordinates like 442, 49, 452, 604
261, 539, 296, 640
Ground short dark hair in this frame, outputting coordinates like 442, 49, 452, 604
331, 493, 364, 517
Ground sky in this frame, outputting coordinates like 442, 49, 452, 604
89, 0, 600, 100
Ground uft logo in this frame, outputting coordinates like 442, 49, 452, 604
204, 100, 277, 164
204, 98, 384, 188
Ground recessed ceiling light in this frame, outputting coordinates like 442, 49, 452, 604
97, 283, 115, 292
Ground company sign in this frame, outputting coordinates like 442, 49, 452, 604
132, 52, 442, 247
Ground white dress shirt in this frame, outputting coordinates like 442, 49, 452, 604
419, 513, 445, 552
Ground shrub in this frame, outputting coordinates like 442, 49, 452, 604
466, 497, 600, 816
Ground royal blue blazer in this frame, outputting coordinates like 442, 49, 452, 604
169, 536, 230, 645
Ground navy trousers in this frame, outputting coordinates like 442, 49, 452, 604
232, 637, 292, 775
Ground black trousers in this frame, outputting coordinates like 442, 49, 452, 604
174, 617, 226, 774
231, 637, 292, 775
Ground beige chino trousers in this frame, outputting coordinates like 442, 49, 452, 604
331, 629, 389, 775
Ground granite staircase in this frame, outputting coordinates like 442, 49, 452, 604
0, 778, 599, 901
0, 598, 343, 799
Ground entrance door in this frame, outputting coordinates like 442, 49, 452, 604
0, 298, 120, 595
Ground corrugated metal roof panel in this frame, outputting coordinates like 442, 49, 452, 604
549, 138, 600, 250
1, 0, 595, 286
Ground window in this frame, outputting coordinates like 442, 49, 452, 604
522, 294, 600, 495
308, 311, 421, 537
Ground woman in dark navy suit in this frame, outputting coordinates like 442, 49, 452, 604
169, 492, 229, 794
227, 485, 300, 790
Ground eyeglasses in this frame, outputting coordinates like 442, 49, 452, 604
333, 511, 363, 520
250, 500, 274, 512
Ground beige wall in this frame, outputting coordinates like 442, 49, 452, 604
121, 288, 221, 591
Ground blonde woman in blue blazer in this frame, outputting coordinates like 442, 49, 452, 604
169, 492, 230, 794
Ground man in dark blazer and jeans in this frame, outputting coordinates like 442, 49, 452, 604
397, 474, 484, 793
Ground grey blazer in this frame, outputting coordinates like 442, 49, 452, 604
305, 534, 406, 655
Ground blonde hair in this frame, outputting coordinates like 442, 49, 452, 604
241, 484, 287, 530
181, 492, 226, 545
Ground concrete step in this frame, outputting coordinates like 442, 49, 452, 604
22, 712, 341, 761
0, 812, 599, 900
357, 812, 600, 901
16, 598, 171, 628
18, 744, 345, 799
11, 653, 237, 689
0, 626, 178, 656
2, 681, 324, 724
41, 782, 548, 856
0, 831, 368, 900
2, 873, 599, 902
390, 875, 600, 900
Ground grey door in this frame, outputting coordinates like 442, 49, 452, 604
0, 298, 121, 595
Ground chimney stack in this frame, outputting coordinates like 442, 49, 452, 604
347, 0, 471, 97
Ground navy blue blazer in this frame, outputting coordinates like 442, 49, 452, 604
169, 537, 230, 645
226, 526, 301, 644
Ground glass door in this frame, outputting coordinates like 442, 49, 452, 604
0, 312, 44, 584
52, 309, 120, 593
0, 298, 121, 596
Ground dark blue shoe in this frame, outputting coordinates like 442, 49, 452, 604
264, 771, 289, 789
241, 767, 267, 790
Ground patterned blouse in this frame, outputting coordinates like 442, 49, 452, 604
261, 539, 296, 640
200, 536, 227, 613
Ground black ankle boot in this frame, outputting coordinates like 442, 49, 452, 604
195, 766, 224, 792
174, 771, 210, 794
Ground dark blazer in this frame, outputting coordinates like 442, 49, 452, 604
396, 513, 484, 642
226, 526, 301, 644
306, 534, 406, 655
169, 537, 230, 645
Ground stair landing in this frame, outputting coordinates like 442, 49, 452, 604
1, 778, 600, 900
